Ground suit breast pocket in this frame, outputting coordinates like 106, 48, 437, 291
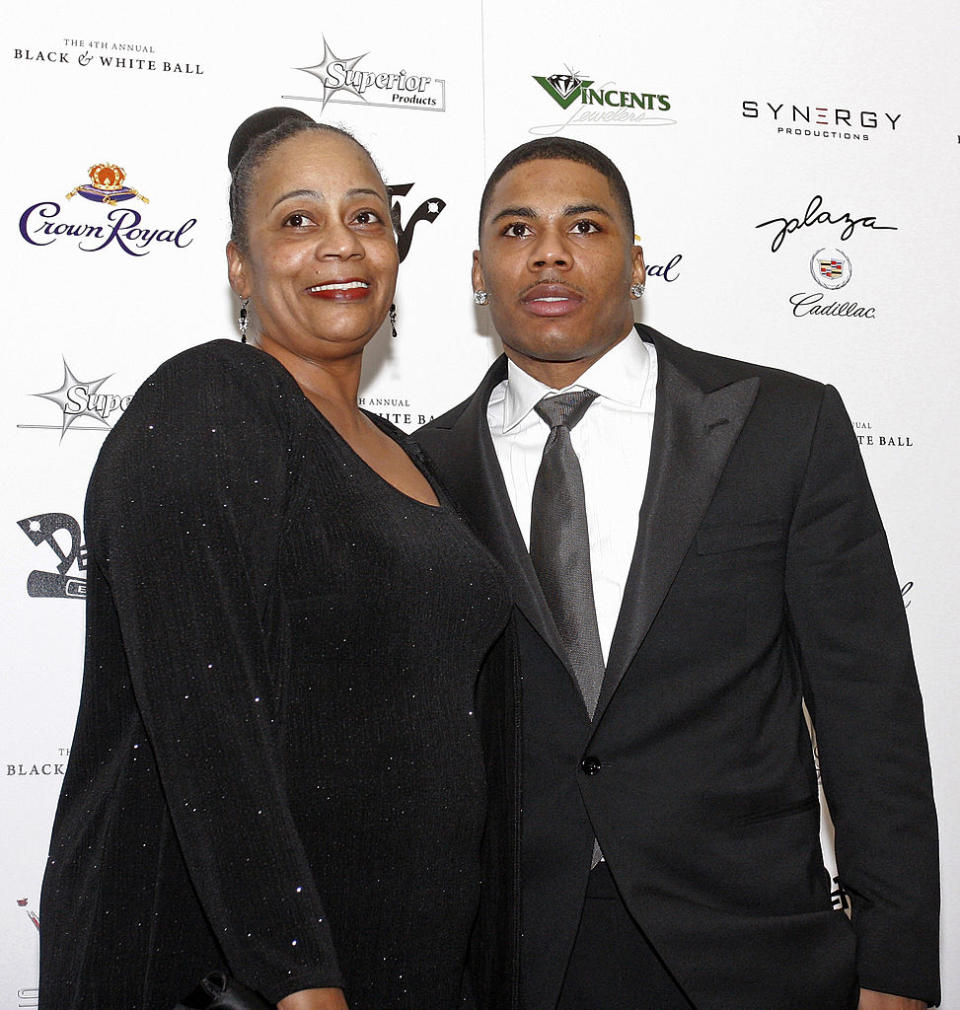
696, 519, 784, 557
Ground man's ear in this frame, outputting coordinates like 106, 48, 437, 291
631, 244, 646, 286
226, 241, 249, 298
472, 249, 485, 294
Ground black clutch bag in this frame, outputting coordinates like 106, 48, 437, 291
174, 971, 276, 1010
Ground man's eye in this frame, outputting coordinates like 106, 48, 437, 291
505, 222, 530, 238
572, 220, 600, 234
354, 210, 382, 226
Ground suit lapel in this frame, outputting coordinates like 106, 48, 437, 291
594, 336, 760, 721
429, 357, 573, 676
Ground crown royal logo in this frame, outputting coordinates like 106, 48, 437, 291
66, 163, 149, 206
20, 163, 194, 255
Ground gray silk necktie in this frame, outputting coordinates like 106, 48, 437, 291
530, 390, 606, 720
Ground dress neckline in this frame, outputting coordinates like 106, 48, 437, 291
243, 341, 445, 512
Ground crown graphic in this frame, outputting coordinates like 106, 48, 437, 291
67, 163, 149, 206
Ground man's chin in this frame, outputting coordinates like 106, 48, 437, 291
499, 332, 629, 367
502, 344, 595, 367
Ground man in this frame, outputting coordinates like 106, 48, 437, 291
417, 139, 939, 1010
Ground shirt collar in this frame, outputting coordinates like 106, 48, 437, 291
501, 330, 655, 433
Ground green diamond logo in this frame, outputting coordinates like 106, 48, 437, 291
533, 72, 593, 110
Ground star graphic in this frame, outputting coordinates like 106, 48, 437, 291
296, 36, 368, 110
427, 201, 441, 214
33, 358, 113, 438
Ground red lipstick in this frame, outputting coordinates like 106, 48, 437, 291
306, 279, 371, 301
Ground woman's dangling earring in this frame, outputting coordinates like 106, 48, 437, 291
389, 303, 397, 339
239, 298, 249, 342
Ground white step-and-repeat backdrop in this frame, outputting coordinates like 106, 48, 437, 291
4, 1, 959, 1005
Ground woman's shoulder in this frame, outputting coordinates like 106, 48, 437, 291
124, 339, 302, 428
89, 342, 302, 517
95, 341, 302, 479
149, 338, 293, 394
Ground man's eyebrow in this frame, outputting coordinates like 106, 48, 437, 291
489, 203, 614, 225
563, 203, 612, 218
490, 205, 539, 224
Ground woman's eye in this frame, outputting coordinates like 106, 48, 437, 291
572, 219, 600, 234
284, 212, 310, 228
354, 210, 382, 226
504, 222, 531, 238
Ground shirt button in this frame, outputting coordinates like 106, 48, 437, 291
580, 755, 602, 775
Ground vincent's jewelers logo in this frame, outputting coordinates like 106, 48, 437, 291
19, 358, 132, 438
534, 70, 595, 109
741, 100, 901, 143
811, 247, 851, 290
19, 162, 196, 255
17, 512, 87, 600
530, 64, 674, 135
284, 36, 445, 112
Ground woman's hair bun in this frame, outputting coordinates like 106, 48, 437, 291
228, 107, 315, 174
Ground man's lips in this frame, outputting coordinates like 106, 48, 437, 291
306, 279, 371, 301
520, 283, 584, 317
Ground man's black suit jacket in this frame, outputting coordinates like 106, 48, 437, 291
417, 326, 939, 1010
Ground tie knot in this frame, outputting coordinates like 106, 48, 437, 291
534, 389, 599, 432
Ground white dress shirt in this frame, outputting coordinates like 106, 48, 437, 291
487, 332, 658, 665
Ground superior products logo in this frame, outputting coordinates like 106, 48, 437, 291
530, 65, 674, 136
19, 358, 132, 437
284, 36, 445, 112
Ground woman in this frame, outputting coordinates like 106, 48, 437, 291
38, 108, 514, 1010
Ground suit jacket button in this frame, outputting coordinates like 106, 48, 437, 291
580, 755, 601, 775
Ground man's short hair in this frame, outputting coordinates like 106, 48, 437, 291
478, 137, 635, 242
